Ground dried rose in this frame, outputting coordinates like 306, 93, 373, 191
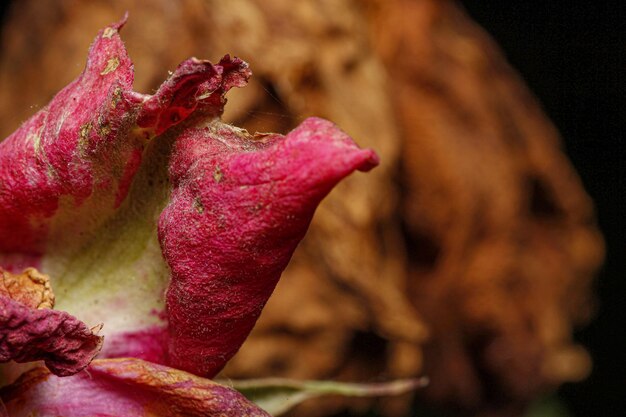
0, 16, 409, 417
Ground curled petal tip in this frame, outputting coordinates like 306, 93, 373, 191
136, 56, 250, 135
108, 12, 129, 32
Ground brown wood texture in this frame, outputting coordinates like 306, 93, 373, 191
0, 1, 604, 415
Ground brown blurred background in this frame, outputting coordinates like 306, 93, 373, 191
0, 1, 623, 417
458, 3, 625, 417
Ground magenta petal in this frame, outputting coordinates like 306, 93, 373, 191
0, 17, 138, 255
0, 295, 102, 377
159, 117, 379, 377
136, 55, 250, 135
0, 358, 270, 417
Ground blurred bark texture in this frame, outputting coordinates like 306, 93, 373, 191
0, 1, 604, 416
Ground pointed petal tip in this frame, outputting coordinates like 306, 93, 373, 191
356, 148, 380, 172
97, 13, 128, 39
287, 116, 380, 179
112, 12, 129, 31
296, 117, 380, 172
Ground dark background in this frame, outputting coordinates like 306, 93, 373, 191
0, 1, 623, 416
460, 1, 625, 416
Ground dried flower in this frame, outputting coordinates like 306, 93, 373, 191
0, 17, 394, 416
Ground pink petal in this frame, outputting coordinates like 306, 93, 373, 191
136, 55, 250, 135
0, 16, 137, 256
0, 358, 270, 417
160, 117, 378, 377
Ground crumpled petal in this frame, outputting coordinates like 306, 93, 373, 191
136, 55, 250, 135
0, 358, 270, 417
160, 117, 379, 377
0, 268, 102, 377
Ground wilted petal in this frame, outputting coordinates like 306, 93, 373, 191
0, 268, 102, 377
0, 358, 270, 417
160, 117, 379, 377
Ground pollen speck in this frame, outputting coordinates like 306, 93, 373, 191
102, 27, 117, 39
101, 57, 120, 75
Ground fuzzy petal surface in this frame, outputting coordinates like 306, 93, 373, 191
0, 17, 138, 260
160, 117, 378, 377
